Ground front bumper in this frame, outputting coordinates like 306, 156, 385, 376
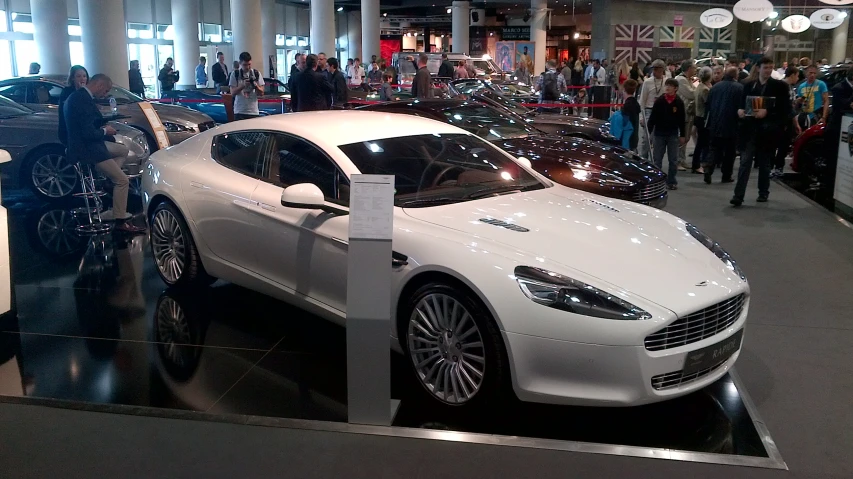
502, 315, 746, 407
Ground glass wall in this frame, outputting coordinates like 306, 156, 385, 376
70, 42, 84, 67
0, 40, 11, 80
0, 9, 6, 32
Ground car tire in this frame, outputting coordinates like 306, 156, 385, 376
23, 145, 79, 200
150, 201, 215, 288
401, 283, 509, 410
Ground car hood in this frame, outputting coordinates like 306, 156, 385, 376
149, 102, 213, 125
533, 113, 608, 128
403, 187, 745, 314
495, 136, 665, 184
4, 111, 140, 140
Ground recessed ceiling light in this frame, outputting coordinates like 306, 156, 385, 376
337, 6, 343, 11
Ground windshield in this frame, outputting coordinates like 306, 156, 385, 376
338, 133, 545, 208
0, 95, 33, 118
441, 104, 538, 140
107, 86, 143, 104
479, 89, 531, 116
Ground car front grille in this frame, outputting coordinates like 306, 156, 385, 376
197, 121, 215, 132
633, 180, 667, 203
644, 294, 747, 351
651, 358, 729, 390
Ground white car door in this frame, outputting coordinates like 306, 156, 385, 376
244, 133, 350, 313
180, 130, 267, 269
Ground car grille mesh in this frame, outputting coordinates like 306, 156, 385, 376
644, 294, 746, 351
651, 358, 729, 390
633, 180, 667, 203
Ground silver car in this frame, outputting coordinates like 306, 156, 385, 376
0, 75, 215, 151
0, 95, 149, 200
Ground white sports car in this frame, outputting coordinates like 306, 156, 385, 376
142, 111, 749, 408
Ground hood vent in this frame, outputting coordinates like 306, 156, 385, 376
583, 198, 620, 213
479, 218, 529, 232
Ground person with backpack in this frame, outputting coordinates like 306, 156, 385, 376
621, 79, 641, 151
229, 51, 265, 119
536, 60, 567, 111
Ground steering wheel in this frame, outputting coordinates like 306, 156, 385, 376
431, 165, 462, 187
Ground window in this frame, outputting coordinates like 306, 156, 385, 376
441, 104, 538, 140
202, 23, 222, 43
275, 35, 285, 47
69, 41, 84, 66
0, 84, 28, 104
68, 19, 81, 37
0, 41, 11, 80
338, 133, 544, 207
212, 131, 270, 178
267, 134, 345, 202
0, 95, 32, 117
0, 10, 7, 32
13, 39, 35, 76
11, 13, 32, 33
128, 23, 154, 39
156, 24, 174, 40
31, 82, 64, 105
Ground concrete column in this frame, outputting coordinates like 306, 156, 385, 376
311, 0, 335, 56
172, 0, 200, 89
231, 0, 263, 67
261, 0, 278, 77
451, 1, 470, 54
348, 11, 362, 62
530, 0, 547, 74
831, 16, 850, 64
31, 0, 71, 75
590, 0, 612, 62
362, 0, 379, 63
78, 0, 129, 87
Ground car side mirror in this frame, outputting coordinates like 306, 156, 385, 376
281, 183, 348, 216
516, 156, 532, 168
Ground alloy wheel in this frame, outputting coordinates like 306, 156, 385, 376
408, 293, 486, 405
36, 209, 81, 255
31, 153, 78, 198
156, 296, 191, 366
151, 209, 186, 283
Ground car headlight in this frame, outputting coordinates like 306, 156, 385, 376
569, 166, 634, 186
162, 121, 196, 133
514, 266, 652, 320
686, 224, 747, 281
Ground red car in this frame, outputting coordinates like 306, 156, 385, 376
791, 123, 832, 191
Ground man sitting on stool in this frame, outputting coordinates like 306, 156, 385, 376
64, 74, 146, 234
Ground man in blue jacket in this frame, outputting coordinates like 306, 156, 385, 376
64, 74, 145, 234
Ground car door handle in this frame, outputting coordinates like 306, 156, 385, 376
190, 181, 206, 189
233, 199, 258, 209
259, 203, 276, 212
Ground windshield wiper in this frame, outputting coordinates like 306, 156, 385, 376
465, 183, 538, 199
398, 197, 460, 208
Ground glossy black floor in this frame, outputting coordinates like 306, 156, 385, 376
0, 189, 768, 458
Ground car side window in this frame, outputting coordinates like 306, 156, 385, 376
32, 83, 62, 104
0, 84, 28, 104
266, 133, 348, 204
212, 131, 270, 179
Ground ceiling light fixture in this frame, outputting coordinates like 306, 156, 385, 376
447, 7, 452, 13
769, 11, 779, 19
337, 6, 343, 11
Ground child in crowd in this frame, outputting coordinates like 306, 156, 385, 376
379, 73, 395, 101
647, 78, 687, 190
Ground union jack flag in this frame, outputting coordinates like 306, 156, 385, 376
614, 25, 654, 63
659, 26, 695, 48
698, 28, 732, 58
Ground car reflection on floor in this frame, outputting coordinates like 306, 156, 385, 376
0, 194, 767, 457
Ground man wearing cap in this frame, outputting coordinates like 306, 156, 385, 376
637, 59, 668, 160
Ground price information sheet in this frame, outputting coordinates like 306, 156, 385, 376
348, 174, 395, 240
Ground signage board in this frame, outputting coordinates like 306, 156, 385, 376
773, 40, 814, 51
733, 0, 774, 22
501, 26, 531, 41
651, 47, 693, 64
819, 0, 853, 5
781, 14, 811, 33
137, 102, 170, 149
674, 15, 684, 26
701, 8, 735, 28
836, 115, 853, 215
810, 9, 846, 29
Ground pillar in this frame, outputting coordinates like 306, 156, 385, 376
172, 0, 200, 89
451, 1, 470, 54
530, 0, 547, 74
31, 0, 71, 75
831, 16, 850, 64
362, 0, 379, 63
311, 0, 335, 56
590, 0, 612, 62
348, 10, 362, 62
261, 0, 278, 77
78, 0, 129, 88
231, 0, 263, 68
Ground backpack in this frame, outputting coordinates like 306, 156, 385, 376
609, 110, 634, 149
542, 72, 559, 101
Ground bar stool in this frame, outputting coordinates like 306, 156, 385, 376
72, 161, 111, 235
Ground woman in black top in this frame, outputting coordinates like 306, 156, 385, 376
571, 60, 585, 87
621, 79, 641, 151
58, 65, 89, 147
629, 62, 643, 82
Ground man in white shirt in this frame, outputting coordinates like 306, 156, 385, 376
590, 59, 606, 86
229, 51, 265, 120
349, 57, 365, 87
675, 59, 697, 170
638, 59, 667, 160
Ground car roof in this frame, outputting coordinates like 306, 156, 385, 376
214, 110, 470, 146
0, 75, 65, 85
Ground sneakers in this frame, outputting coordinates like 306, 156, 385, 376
770, 168, 784, 178
115, 220, 147, 235
730, 197, 743, 207
703, 172, 712, 184
757, 196, 768, 203
691, 167, 704, 174
677, 164, 687, 171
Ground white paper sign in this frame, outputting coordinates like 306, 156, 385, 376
810, 9, 845, 29
835, 115, 853, 211
349, 174, 395, 241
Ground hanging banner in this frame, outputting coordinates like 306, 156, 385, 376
810, 9, 846, 29
781, 14, 811, 33
819, 0, 853, 5
701, 8, 735, 28
733, 0, 774, 22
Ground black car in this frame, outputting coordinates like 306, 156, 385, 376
359, 99, 667, 208
447, 79, 619, 145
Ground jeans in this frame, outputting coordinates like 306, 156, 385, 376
638, 108, 653, 159
705, 137, 736, 180
653, 133, 680, 186
678, 114, 694, 164
95, 142, 130, 220
693, 117, 709, 171
234, 113, 260, 120
734, 137, 773, 200
774, 122, 793, 170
